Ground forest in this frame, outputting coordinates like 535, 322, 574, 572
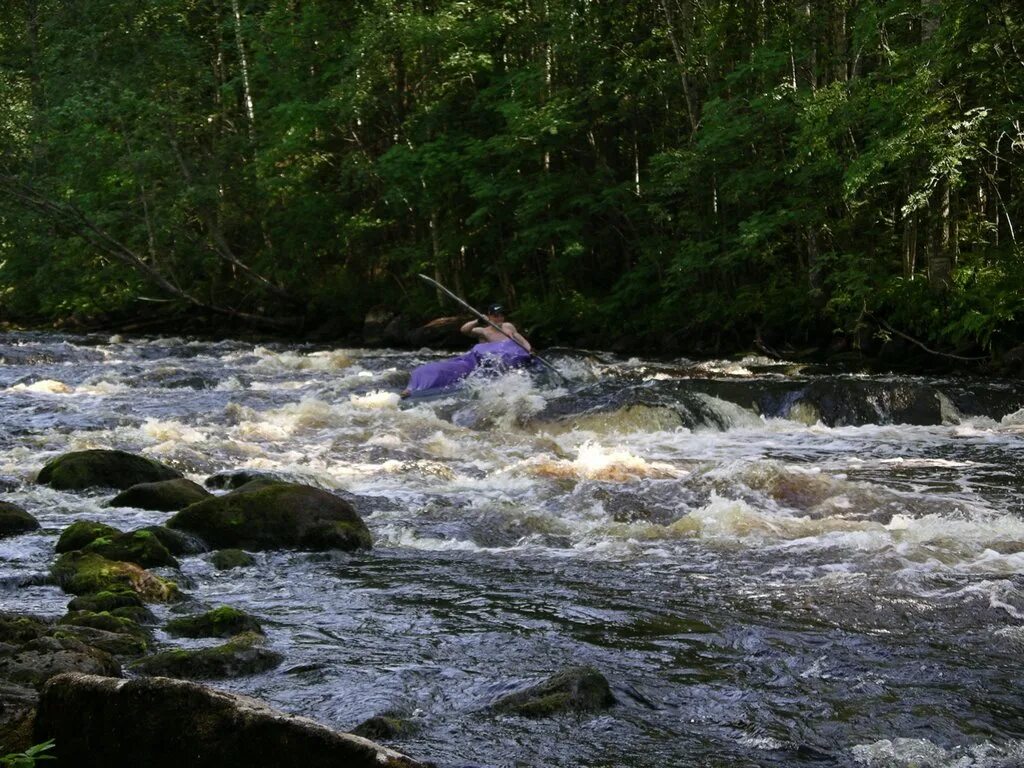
0, 0, 1021, 360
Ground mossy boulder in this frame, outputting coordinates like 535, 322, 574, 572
83, 529, 179, 569
351, 711, 420, 741
167, 482, 372, 552
129, 631, 282, 679
37, 449, 182, 491
54, 617, 149, 657
135, 525, 208, 556
66, 591, 154, 624
204, 470, 297, 491
110, 478, 212, 511
56, 520, 120, 554
0, 679, 37, 754
210, 549, 255, 570
51, 552, 180, 603
165, 607, 262, 639
0, 614, 49, 645
0, 502, 39, 538
491, 666, 615, 717
0, 635, 120, 689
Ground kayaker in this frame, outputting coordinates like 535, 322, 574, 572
460, 304, 532, 353
401, 305, 533, 398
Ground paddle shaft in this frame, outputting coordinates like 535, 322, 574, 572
416, 273, 566, 382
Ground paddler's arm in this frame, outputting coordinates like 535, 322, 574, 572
502, 322, 532, 353
460, 319, 486, 338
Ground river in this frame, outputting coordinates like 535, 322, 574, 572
2, 332, 1023, 767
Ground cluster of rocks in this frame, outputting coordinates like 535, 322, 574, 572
0, 448, 615, 766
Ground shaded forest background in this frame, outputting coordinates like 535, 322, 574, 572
0, 0, 1021, 360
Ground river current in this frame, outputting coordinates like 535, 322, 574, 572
2, 332, 1024, 767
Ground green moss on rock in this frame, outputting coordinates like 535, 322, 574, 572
167, 482, 372, 552
109, 478, 212, 511
58, 611, 149, 655
83, 529, 179, 569
351, 712, 420, 741
56, 520, 121, 554
210, 549, 255, 570
491, 666, 615, 717
51, 552, 180, 603
129, 631, 283, 679
37, 449, 182, 491
0, 502, 39, 538
135, 525, 208, 556
165, 606, 263, 639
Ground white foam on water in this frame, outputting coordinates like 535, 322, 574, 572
9, 379, 73, 394
140, 418, 208, 445
252, 347, 353, 371
349, 390, 401, 409
513, 441, 683, 482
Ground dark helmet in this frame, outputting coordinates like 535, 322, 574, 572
486, 304, 505, 316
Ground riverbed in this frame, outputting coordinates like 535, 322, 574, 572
2, 332, 1023, 767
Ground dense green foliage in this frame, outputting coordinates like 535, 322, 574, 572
1, 0, 1021, 357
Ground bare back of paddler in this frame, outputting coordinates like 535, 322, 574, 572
460, 304, 532, 353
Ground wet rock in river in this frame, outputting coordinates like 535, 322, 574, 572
204, 469, 300, 490
82, 529, 179, 569
37, 449, 182, 491
34, 672, 429, 767
0, 635, 120, 689
56, 520, 120, 553
351, 710, 421, 741
165, 607, 263, 639
168, 482, 372, 552
491, 666, 615, 717
110, 478, 212, 511
57, 522, 179, 568
210, 548, 255, 570
136, 524, 208, 556
0, 679, 37, 753
0, 502, 40, 538
51, 552, 180, 603
67, 590, 154, 623
55, 616, 149, 657
129, 631, 282, 679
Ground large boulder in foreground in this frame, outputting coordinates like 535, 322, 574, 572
38, 450, 182, 491
110, 478, 211, 511
167, 482, 372, 552
0, 501, 39, 538
491, 666, 615, 717
35, 673, 426, 768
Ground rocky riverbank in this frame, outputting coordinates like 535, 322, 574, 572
0, 448, 614, 766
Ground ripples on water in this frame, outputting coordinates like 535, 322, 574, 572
2, 332, 1024, 766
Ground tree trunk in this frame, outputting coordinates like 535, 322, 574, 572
927, 178, 951, 293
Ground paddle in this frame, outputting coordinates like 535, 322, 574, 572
417, 273, 568, 384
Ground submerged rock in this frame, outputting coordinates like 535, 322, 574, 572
210, 549, 255, 570
51, 552, 180, 603
109, 478, 211, 511
165, 607, 262, 639
351, 711, 421, 741
129, 631, 282, 679
56, 521, 120, 554
35, 672, 428, 767
0, 502, 40, 538
168, 482, 372, 552
491, 666, 615, 717
37, 449, 182, 491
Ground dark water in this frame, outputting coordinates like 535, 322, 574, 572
2, 332, 1024, 767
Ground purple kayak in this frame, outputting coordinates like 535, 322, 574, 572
405, 341, 532, 397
